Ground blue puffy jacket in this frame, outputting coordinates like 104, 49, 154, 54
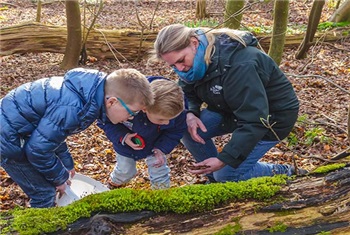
97, 76, 187, 160
0, 68, 107, 186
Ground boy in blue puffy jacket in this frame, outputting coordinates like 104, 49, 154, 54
0, 68, 154, 208
98, 77, 187, 189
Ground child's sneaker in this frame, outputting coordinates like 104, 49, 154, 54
107, 179, 123, 189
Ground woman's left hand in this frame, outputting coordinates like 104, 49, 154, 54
188, 157, 225, 174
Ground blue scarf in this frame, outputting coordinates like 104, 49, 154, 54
173, 30, 208, 84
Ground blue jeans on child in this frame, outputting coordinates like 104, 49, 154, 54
110, 153, 170, 189
182, 109, 293, 182
1, 159, 57, 208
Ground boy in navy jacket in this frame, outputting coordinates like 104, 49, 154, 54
98, 77, 186, 189
0, 68, 154, 208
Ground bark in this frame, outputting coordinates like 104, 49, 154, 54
60, 0, 82, 70
224, 0, 244, 29
195, 0, 207, 20
51, 167, 350, 234
36, 0, 42, 22
268, 0, 289, 65
330, 0, 350, 23
295, 0, 325, 59
0, 23, 348, 60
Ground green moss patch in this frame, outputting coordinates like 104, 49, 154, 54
0, 175, 287, 235
312, 163, 346, 174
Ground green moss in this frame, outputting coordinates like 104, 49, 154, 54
0, 175, 287, 235
312, 163, 346, 174
267, 221, 288, 233
214, 217, 242, 235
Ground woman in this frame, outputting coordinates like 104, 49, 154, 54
152, 24, 303, 182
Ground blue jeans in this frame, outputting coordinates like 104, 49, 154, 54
182, 109, 293, 182
110, 153, 170, 189
1, 159, 56, 208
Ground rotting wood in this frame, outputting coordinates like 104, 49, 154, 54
1, 23, 349, 61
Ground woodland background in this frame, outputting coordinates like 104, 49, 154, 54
0, 0, 349, 213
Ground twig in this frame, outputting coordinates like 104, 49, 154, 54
323, 42, 350, 52
302, 155, 338, 163
285, 73, 350, 95
95, 28, 129, 65
0, 2, 18, 7
331, 147, 350, 160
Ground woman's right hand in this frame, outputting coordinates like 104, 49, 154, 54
186, 112, 207, 144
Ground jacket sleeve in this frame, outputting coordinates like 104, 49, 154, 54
217, 62, 271, 168
153, 111, 187, 154
24, 106, 80, 186
97, 121, 130, 146
55, 142, 74, 171
178, 80, 202, 117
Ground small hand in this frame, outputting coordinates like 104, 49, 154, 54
152, 148, 165, 168
125, 133, 144, 150
186, 113, 207, 144
188, 158, 225, 175
69, 169, 76, 179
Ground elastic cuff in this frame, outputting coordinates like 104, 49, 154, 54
186, 110, 200, 117
121, 133, 130, 146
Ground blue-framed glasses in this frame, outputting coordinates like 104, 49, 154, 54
116, 97, 140, 117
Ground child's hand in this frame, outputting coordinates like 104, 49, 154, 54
69, 169, 76, 179
124, 133, 144, 150
152, 148, 166, 167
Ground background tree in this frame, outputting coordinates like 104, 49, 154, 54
60, 0, 82, 70
268, 0, 289, 65
195, 0, 207, 20
224, 0, 244, 29
36, 0, 42, 22
330, 0, 350, 22
295, 0, 325, 59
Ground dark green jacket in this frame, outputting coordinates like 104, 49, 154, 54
180, 32, 299, 168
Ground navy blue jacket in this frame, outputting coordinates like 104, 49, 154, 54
179, 32, 299, 168
0, 68, 108, 186
97, 77, 187, 160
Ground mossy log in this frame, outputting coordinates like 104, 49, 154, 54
2, 166, 349, 235
50, 167, 350, 235
0, 22, 348, 60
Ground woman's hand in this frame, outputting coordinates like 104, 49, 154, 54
186, 112, 207, 144
188, 158, 225, 175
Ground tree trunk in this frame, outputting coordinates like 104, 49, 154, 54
36, 0, 42, 22
295, 0, 325, 59
330, 0, 350, 22
60, 0, 82, 70
224, 0, 244, 29
52, 167, 350, 234
195, 0, 207, 20
1, 23, 348, 61
268, 0, 289, 65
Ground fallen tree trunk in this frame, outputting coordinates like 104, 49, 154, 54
1, 22, 349, 61
52, 167, 350, 235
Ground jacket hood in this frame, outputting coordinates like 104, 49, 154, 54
231, 30, 258, 47
64, 68, 107, 104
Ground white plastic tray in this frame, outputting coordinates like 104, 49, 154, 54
56, 173, 109, 207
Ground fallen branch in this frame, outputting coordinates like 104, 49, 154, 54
286, 73, 350, 95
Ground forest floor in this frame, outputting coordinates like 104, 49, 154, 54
0, 0, 349, 212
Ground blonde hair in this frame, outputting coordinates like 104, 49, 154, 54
146, 79, 184, 117
152, 24, 246, 65
105, 68, 154, 107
